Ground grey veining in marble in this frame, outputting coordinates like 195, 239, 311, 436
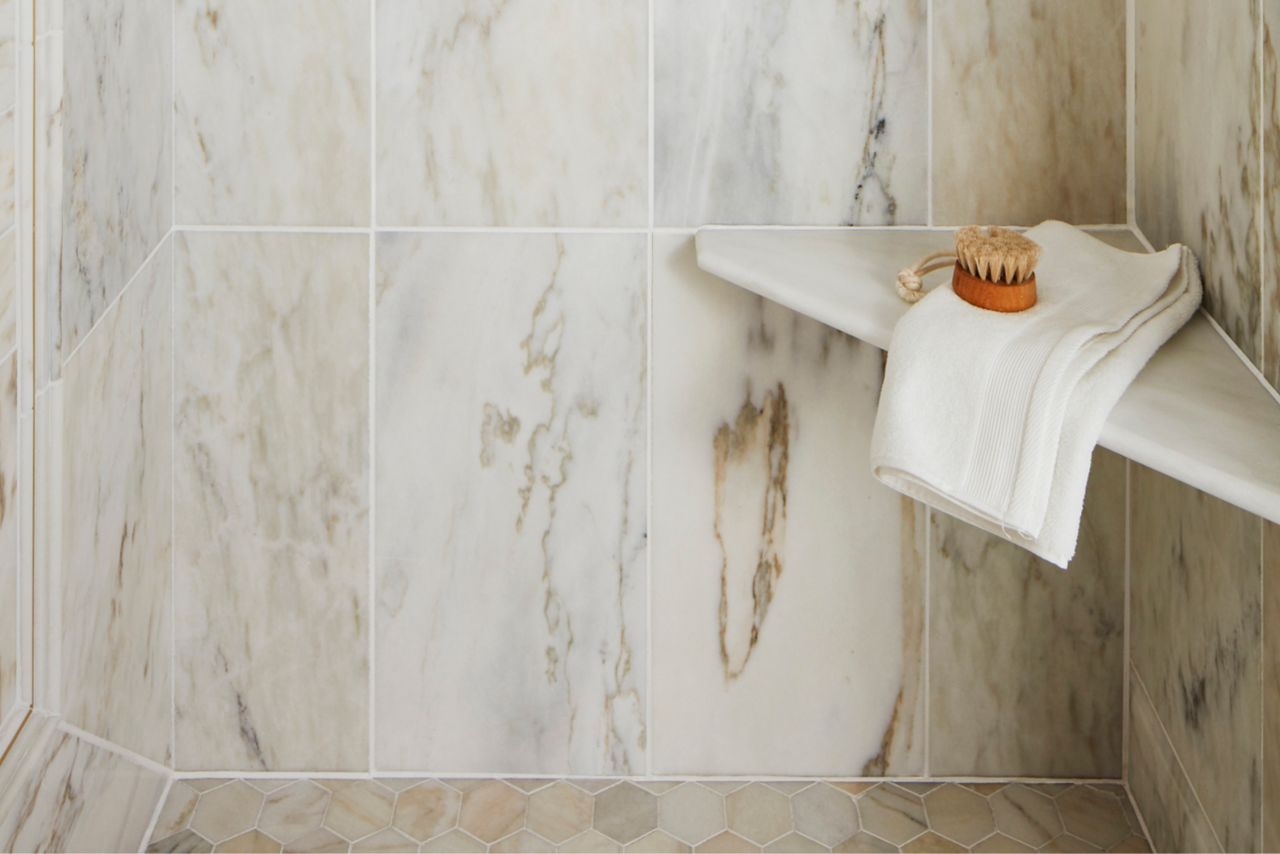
1265, 519, 1280, 853
62, 0, 171, 359
376, 0, 647, 227
175, 0, 370, 226
929, 449, 1125, 778
1265, 0, 1280, 392
1136, 0, 1261, 370
933, 0, 1125, 225
375, 232, 647, 774
36, 28, 63, 384
60, 238, 171, 764
0, 227, 15, 362
0, 353, 14, 718
1130, 464, 1262, 853
174, 232, 369, 771
651, 234, 924, 776
655, 0, 927, 226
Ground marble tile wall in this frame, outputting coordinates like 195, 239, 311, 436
1265, 520, 1280, 854
0, 0, 17, 729
173, 232, 369, 771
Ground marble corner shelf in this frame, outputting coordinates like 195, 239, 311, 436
694, 226, 1280, 527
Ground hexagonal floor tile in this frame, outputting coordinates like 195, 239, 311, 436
970, 832, 1034, 853
1056, 785, 1133, 850
560, 829, 623, 853
257, 781, 329, 845
695, 831, 760, 853
793, 783, 861, 847
626, 829, 693, 853
420, 829, 488, 853
527, 781, 594, 843
658, 784, 725, 845
282, 828, 347, 853
763, 832, 825, 853
323, 780, 395, 841
190, 781, 264, 844
901, 830, 964, 852
148, 829, 213, 853
1041, 833, 1102, 852
458, 780, 528, 844
351, 827, 417, 853
594, 782, 659, 844
923, 784, 995, 846
726, 784, 792, 846
153, 782, 201, 840
212, 829, 280, 853
857, 784, 926, 846
832, 830, 897, 853
989, 785, 1064, 848
491, 830, 556, 852
394, 780, 463, 842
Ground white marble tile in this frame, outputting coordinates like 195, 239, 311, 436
375, 232, 647, 774
929, 449, 1126, 777
1130, 465, 1262, 852
0, 227, 16, 359
60, 238, 171, 764
650, 233, 924, 776
175, 0, 370, 227
174, 232, 369, 771
0, 353, 15, 718
1265, 0, 1280, 393
0, 0, 16, 115
62, 0, 171, 359
376, 0, 647, 227
932, 0, 1125, 226
35, 29, 62, 383
1136, 0, 1261, 370
1265, 520, 1280, 853
0, 716, 168, 853
655, 0, 926, 226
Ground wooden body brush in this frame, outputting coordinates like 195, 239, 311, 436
896, 225, 1041, 312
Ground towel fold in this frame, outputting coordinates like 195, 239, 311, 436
870, 221, 1202, 568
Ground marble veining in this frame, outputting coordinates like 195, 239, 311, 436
1130, 465, 1262, 853
933, 0, 1125, 225
0, 715, 168, 853
1267, 520, 1280, 853
375, 233, 646, 774
62, 0, 171, 359
929, 450, 1125, 778
36, 28, 64, 384
174, 232, 369, 771
175, 0, 370, 226
0, 353, 15, 718
655, 0, 927, 226
1136, 0, 1262, 371
376, 0, 647, 227
60, 237, 171, 764
0, 228, 15, 360
1265, 0, 1280, 392
651, 234, 923, 776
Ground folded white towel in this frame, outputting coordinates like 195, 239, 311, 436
870, 221, 1202, 568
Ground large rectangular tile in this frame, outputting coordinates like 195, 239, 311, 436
60, 237, 171, 764
174, 231, 369, 771
1265, 520, 1280, 853
374, 232, 647, 774
175, 0, 370, 226
932, 0, 1125, 225
1130, 465, 1262, 853
35, 29, 62, 383
62, 0, 171, 358
1136, 0, 1262, 371
376, 0, 647, 227
0, 353, 14, 717
929, 449, 1126, 777
655, 0, 927, 226
650, 233, 924, 776
1265, 0, 1280, 392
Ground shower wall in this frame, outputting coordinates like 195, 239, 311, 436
1128, 2, 1280, 852
36, 0, 1137, 785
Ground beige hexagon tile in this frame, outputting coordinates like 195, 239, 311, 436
257, 781, 330, 845
969, 831, 1033, 852
658, 783, 725, 845
989, 785, 1064, 848
901, 830, 963, 852
695, 831, 760, 853
793, 783, 861, 847
1041, 833, 1102, 852
213, 829, 281, 853
961, 783, 1007, 796
763, 832, 826, 853
922, 783, 995, 847
560, 829, 624, 853
857, 784, 927, 846
697, 782, 748, 795
505, 778, 557, 793
187, 779, 235, 792
830, 782, 876, 797
895, 783, 943, 796
190, 781, 264, 844
726, 784, 792, 846
246, 779, 297, 794
324, 780, 396, 841
1108, 834, 1153, 853
394, 780, 463, 841
148, 829, 214, 853
351, 827, 417, 852
527, 781, 594, 843
569, 779, 620, 794
594, 782, 659, 844
154, 782, 201, 839
626, 829, 693, 853
763, 781, 812, 796
282, 827, 347, 854
458, 780, 529, 843
441, 778, 490, 793
491, 830, 556, 852
1056, 785, 1132, 850
637, 781, 684, 794
420, 829, 488, 853
832, 830, 898, 853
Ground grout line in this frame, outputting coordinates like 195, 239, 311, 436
57, 719, 172, 779
1260, 0, 1268, 396
1122, 458, 1131, 784
1126, 0, 1137, 229
644, 0, 655, 779
170, 0, 178, 776
926, 0, 934, 228
1129, 666, 1226, 852
368, 0, 378, 777
167, 222, 1141, 236
138, 775, 174, 854
922, 506, 930, 778
169, 769, 1129, 784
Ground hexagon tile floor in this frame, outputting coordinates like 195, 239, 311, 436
146, 778, 1152, 854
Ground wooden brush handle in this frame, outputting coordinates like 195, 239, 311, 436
951, 262, 1037, 312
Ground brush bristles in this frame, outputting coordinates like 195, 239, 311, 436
955, 226, 1041, 285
